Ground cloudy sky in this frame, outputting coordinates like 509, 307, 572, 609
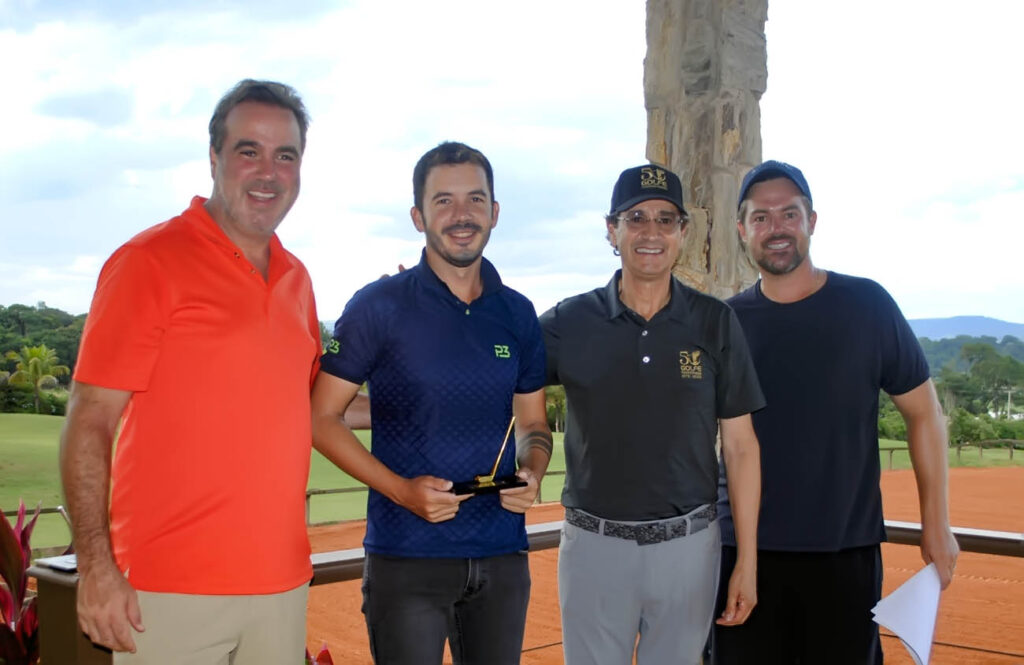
2, 0, 1022, 323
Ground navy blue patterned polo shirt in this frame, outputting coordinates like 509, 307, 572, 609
320, 251, 546, 558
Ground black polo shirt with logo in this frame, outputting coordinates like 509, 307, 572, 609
539, 271, 765, 521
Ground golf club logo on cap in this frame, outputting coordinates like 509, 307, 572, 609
640, 167, 668, 191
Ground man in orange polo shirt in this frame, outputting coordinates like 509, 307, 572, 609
60, 79, 320, 663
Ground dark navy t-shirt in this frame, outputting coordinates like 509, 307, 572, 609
718, 272, 930, 551
320, 252, 546, 558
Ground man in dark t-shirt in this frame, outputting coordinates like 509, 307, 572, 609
541, 164, 764, 665
713, 161, 960, 664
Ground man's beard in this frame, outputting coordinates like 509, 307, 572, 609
755, 235, 805, 275
426, 222, 489, 268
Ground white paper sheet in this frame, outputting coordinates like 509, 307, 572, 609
34, 552, 78, 572
871, 563, 941, 665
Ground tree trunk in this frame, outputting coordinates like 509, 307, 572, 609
644, 0, 768, 298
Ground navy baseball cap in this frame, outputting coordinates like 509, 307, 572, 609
737, 160, 812, 210
610, 164, 686, 215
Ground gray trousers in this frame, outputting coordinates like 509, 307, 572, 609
558, 513, 720, 665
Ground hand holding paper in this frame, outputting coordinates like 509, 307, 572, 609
871, 563, 941, 665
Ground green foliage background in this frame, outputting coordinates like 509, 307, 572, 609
5, 301, 1024, 433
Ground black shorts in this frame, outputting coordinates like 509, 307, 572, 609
712, 544, 883, 665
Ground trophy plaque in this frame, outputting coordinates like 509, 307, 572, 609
450, 416, 528, 495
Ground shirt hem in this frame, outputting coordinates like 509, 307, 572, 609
127, 567, 313, 595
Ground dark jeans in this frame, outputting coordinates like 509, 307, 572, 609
361, 551, 531, 665
712, 545, 884, 665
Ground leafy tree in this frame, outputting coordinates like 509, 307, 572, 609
545, 385, 566, 433
319, 321, 332, 351
0, 303, 86, 377
999, 334, 1024, 361
990, 417, 1024, 440
877, 393, 907, 440
948, 407, 996, 445
918, 334, 1024, 376
959, 343, 1024, 418
4, 344, 70, 414
36, 315, 85, 378
935, 366, 986, 415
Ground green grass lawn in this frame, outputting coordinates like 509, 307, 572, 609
0, 413, 568, 548
0, 413, 71, 549
877, 437, 1024, 471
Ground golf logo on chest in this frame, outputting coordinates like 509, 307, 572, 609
679, 349, 703, 380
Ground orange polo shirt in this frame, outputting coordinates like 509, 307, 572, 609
75, 196, 320, 594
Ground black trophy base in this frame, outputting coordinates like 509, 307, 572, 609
450, 475, 527, 496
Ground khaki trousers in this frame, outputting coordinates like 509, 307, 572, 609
113, 582, 309, 665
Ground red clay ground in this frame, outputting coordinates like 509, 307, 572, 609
306, 467, 1024, 664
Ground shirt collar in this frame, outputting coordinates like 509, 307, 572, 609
602, 269, 694, 323
413, 249, 503, 300
602, 270, 627, 320
182, 195, 290, 277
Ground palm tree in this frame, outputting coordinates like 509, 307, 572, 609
4, 344, 70, 414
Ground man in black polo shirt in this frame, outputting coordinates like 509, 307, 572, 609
712, 161, 959, 664
539, 164, 764, 665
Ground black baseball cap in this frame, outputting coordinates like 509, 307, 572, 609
610, 164, 686, 215
737, 160, 812, 211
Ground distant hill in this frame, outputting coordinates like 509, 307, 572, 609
909, 316, 1024, 341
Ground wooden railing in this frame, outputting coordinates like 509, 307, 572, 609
877, 441, 1022, 470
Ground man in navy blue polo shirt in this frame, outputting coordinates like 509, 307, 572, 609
311, 141, 553, 665
540, 164, 764, 665
712, 161, 959, 664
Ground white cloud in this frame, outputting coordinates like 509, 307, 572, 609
760, 0, 1024, 322
1, 0, 1022, 325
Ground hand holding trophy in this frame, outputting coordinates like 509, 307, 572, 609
450, 416, 528, 495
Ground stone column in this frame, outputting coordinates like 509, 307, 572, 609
644, 0, 767, 297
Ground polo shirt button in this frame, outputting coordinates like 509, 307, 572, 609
641, 330, 648, 336
465, 308, 470, 315
642, 356, 650, 364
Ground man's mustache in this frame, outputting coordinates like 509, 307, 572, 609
444, 222, 483, 233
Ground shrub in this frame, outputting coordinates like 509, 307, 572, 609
990, 418, 1024, 441
0, 386, 66, 415
306, 644, 334, 664
878, 410, 907, 441
948, 407, 997, 445
0, 501, 40, 665
0, 385, 35, 414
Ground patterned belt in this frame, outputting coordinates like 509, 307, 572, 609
565, 505, 717, 546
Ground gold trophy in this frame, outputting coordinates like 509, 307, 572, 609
450, 416, 528, 495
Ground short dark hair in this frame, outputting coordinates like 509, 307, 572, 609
412, 141, 494, 211
208, 79, 310, 154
